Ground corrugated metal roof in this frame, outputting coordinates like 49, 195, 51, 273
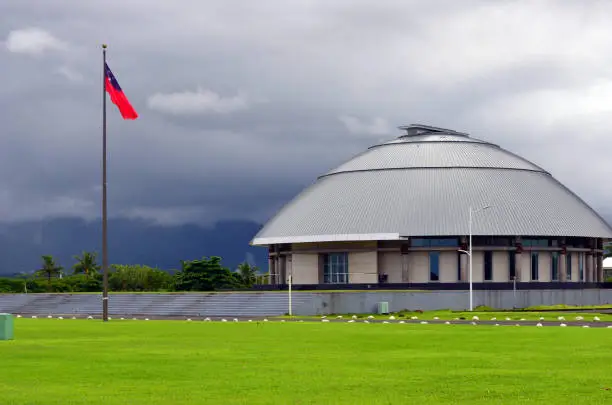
252, 126, 612, 245
324, 142, 545, 176
252, 168, 612, 244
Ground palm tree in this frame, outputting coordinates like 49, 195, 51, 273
236, 262, 259, 287
72, 251, 100, 277
35, 255, 63, 290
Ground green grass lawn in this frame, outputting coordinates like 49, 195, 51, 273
1, 320, 611, 404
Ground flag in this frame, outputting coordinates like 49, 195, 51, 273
104, 62, 138, 120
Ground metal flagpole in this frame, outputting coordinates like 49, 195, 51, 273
102, 44, 109, 322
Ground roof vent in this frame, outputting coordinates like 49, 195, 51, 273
398, 124, 469, 137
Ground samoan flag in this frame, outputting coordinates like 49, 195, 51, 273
104, 63, 138, 120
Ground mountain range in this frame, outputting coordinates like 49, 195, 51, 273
0, 217, 267, 276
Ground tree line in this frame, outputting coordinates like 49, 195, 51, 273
0, 252, 266, 293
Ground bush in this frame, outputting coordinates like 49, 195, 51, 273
0, 278, 26, 293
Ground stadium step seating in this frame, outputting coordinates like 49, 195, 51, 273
0, 292, 311, 317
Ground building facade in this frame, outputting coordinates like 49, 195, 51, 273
252, 124, 612, 285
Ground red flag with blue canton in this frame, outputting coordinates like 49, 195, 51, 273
104, 63, 138, 120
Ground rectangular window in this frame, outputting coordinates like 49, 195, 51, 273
523, 239, 549, 247
323, 253, 348, 284
531, 252, 539, 281
484, 251, 493, 281
566, 253, 572, 281
579, 253, 584, 281
551, 252, 559, 281
473, 237, 511, 246
411, 238, 427, 247
509, 251, 516, 280
411, 238, 458, 247
429, 252, 440, 281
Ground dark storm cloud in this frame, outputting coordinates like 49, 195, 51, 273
1, 0, 612, 225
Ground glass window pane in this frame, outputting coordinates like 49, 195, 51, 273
509, 252, 516, 280
323, 253, 349, 284
531, 252, 539, 281
484, 251, 493, 281
551, 252, 558, 281
429, 252, 440, 281
411, 239, 427, 247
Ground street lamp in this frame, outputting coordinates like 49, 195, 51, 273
457, 205, 493, 311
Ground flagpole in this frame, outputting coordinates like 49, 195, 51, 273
102, 44, 109, 322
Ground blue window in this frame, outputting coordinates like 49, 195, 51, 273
566, 253, 572, 281
509, 251, 516, 280
429, 252, 440, 281
531, 252, 539, 281
551, 252, 559, 281
411, 238, 458, 247
323, 253, 348, 284
579, 253, 584, 281
483, 251, 493, 281
523, 239, 550, 247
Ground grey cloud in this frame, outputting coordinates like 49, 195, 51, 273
1, 0, 612, 227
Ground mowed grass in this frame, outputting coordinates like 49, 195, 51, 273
1, 320, 612, 405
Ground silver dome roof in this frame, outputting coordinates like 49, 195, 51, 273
252, 124, 612, 245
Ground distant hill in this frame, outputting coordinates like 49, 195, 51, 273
0, 217, 267, 275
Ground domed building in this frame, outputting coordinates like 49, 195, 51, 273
251, 124, 612, 286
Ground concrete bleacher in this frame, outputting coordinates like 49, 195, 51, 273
0, 292, 312, 317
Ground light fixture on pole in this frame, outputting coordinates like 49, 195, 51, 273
457, 205, 493, 311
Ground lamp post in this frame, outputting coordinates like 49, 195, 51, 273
288, 273, 293, 317
458, 205, 493, 311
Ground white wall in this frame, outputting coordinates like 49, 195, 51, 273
349, 251, 378, 283
408, 252, 429, 283
471, 251, 484, 282
538, 253, 552, 282
521, 253, 531, 281
379, 251, 402, 283
291, 253, 319, 284
439, 252, 458, 282
493, 251, 509, 282
291, 247, 589, 284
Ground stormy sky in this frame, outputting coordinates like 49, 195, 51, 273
1, 0, 612, 227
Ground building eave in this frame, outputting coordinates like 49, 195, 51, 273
250, 233, 403, 246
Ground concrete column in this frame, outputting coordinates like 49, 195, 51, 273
514, 236, 522, 282
275, 245, 281, 284
597, 254, 604, 282
279, 255, 287, 283
559, 253, 567, 282
460, 254, 468, 282
318, 254, 325, 283
586, 253, 593, 282
401, 254, 410, 282
400, 242, 410, 282
269, 256, 276, 285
